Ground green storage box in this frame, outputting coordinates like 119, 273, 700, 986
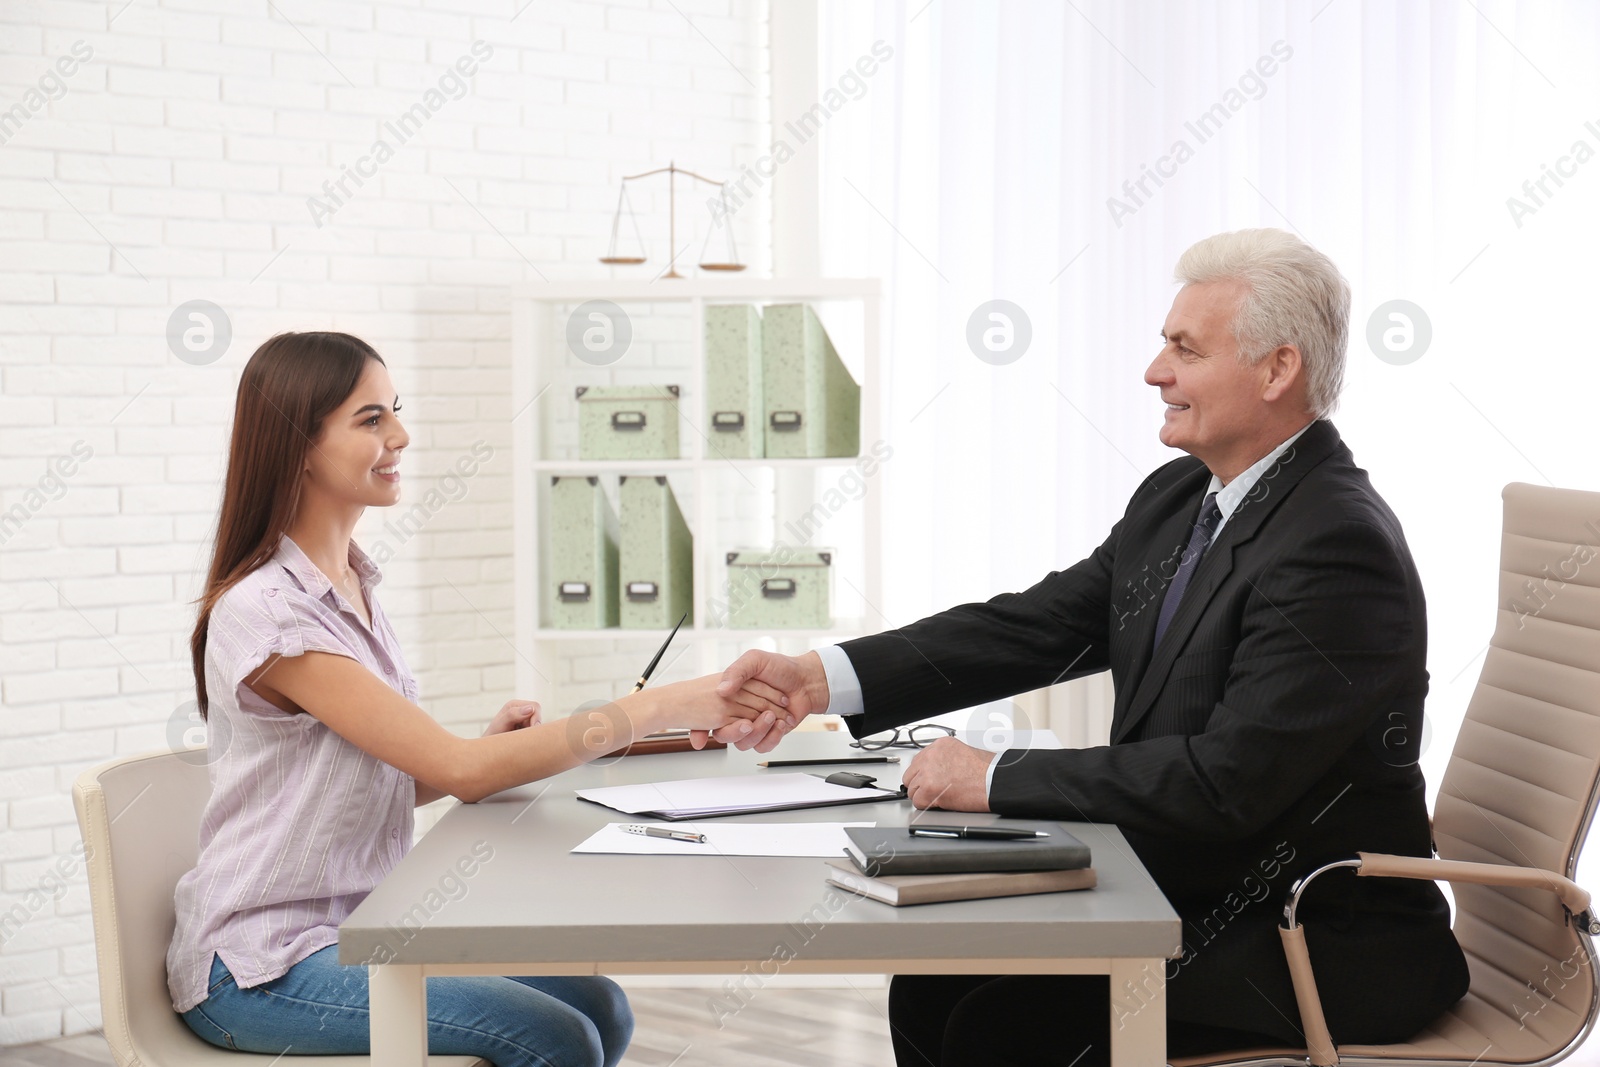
761, 304, 860, 458
724, 548, 832, 629
619, 475, 694, 630
547, 475, 619, 629
704, 304, 764, 459
576, 384, 681, 460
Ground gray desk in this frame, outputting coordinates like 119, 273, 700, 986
341, 732, 1182, 1067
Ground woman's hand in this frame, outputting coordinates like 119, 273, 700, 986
482, 699, 541, 737
640, 673, 788, 736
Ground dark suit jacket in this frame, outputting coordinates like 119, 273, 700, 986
838, 418, 1469, 1043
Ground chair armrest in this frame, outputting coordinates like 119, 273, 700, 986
1279, 924, 1339, 1067
1354, 851, 1596, 927
1276, 852, 1599, 1067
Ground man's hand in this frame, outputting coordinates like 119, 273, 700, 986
689, 649, 831, 753
482, 699, 541, 737
901, 738, 994, 812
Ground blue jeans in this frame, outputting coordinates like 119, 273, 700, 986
180, 946, 633, 1067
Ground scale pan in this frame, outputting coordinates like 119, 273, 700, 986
599, 256, 647, 265
697, 262, 746, 272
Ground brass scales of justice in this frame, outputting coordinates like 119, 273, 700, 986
599, 161, 746, 278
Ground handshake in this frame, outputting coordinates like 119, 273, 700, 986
692, 649, 831, 752
640, 648, 994, 812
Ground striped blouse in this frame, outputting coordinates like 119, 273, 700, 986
166, 535, 418, 1013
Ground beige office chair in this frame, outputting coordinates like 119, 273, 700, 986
72, 747, 488, 1066
1175, 481, 1600, 1067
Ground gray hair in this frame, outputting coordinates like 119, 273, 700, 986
1174, 228, 1350, 417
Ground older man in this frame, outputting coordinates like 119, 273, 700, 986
708, 229, 1469, 1066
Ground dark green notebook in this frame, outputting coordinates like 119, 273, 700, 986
844, 822, 1091, 877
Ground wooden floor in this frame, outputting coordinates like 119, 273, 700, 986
0, 985, 896, 1066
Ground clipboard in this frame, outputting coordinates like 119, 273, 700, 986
578, 785, 907, 821
574, 772, 908, 821
603, 729, 727, 757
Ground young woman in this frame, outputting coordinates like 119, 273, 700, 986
168, 332, 782, 1065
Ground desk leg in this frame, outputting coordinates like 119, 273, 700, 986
370, 963, 428, 1067
1109, 958, 1166, 1067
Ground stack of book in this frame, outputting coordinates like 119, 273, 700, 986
825, 822, 1095, 906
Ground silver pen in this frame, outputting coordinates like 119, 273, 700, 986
620, 823, 706, 844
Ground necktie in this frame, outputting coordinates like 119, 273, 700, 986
1153, 491, 1223, 648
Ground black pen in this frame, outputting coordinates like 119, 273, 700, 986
756, 756, 900, 768
629, 613, 688, 693
908, 825, 1049, 840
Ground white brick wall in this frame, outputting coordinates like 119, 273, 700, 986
0, 0, 769, 1042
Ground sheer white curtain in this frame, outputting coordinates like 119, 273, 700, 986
816, 0, 1600, 794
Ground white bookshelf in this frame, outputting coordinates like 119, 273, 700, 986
509, 277, 884, 698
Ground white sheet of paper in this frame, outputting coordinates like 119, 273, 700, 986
573, 822, 875, 857
574, 773, 895, 817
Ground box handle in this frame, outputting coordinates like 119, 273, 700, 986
711, 411, 745, 431
770, 411, 802, 432
761, 578, 797, 598
626, 581, 659, 602
611, 411, 646, 431
557, 581, 591, 603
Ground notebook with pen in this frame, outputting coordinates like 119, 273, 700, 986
844, 822, 1091, 876
825, 858, 1098, 906
574, 772, 904, 821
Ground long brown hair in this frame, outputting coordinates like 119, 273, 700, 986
190, 332, 384, 718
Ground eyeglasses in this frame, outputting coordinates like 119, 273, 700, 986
849, 723, 957, 751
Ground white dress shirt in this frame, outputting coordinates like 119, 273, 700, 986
816, 420, 1316, 800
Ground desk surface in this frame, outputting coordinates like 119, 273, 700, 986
339, 732, 1182, 969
